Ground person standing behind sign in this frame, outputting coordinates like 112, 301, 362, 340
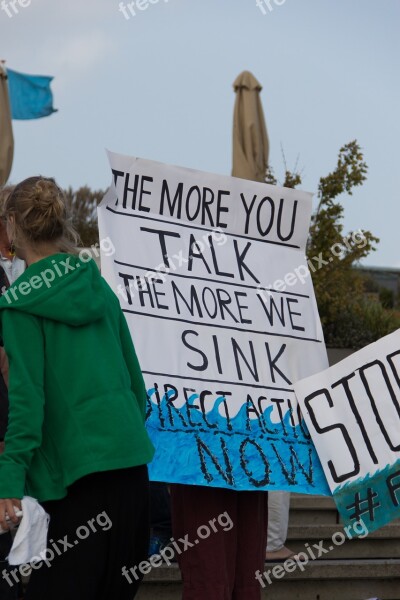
0, 176, 155, 600
170, 482, 268, 599
265, 491, 295, 561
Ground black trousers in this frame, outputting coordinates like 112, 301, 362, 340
150, 482, 172, 539
0, 532, 20, 599
25, 465, 150, 600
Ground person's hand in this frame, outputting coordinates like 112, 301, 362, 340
0, 498, 22, 531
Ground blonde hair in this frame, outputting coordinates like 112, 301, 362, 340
0, 185, 15, 216
3, 176, 79, 253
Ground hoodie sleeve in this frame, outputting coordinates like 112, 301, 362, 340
0, 311, 45, 498
119, 310, 147, 420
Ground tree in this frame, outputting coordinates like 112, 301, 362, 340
266, 141, 399, 348
64, 186, 105, 247
379, 287, 394, 310
307, 141, 378, 342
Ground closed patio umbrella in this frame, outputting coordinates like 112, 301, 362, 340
232, 71, 295, 564
232, 70, 269, 182
0, 62, 14, 186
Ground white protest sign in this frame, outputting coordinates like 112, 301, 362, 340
294, 328, 400, 532
98, 150, 330, 493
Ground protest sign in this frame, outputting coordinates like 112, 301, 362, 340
294, 329, 400, 533
98, 150, 330, 494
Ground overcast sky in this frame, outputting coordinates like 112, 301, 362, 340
1, 0, 399, 267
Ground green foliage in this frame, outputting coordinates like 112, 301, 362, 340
265, 166, 277, 186
307, 141, 380, 345
283, 170, 302, 190
362, 275, 380, 294
265, 165, 302, 190
64, 186, 105, 247
379, 287, 395, 309
266, 140, 398, 348
324, 300, 400, 350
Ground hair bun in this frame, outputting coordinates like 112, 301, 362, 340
31, 179, 65, 222
4, 176, 79, 251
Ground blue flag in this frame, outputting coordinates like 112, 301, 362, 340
7, 69, 57, 120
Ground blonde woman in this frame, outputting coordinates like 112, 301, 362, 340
0, 176, 154, 599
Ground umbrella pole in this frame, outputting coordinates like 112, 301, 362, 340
0, 60, 14, 186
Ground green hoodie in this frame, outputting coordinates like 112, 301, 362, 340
0, 253, 154, 501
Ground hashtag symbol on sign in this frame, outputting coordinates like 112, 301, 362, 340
345, 488, 381, 523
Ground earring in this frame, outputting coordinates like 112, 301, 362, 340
9, 242, 15, 256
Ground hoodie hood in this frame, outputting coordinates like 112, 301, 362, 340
0, 253, 106, 326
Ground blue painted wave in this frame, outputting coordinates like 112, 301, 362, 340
333, 459, 400, 534
146, 387, 331, 495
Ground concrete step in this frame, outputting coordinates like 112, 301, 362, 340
135, 560, 400, 600
261, 559, 400, 600
286, 523, 400, 559
289, 493, 340, 525
137, 492, 400, 598
290, 494, 337, 510
289, 494, 400, 528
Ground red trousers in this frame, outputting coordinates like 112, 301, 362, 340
170, 484, 268, 600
